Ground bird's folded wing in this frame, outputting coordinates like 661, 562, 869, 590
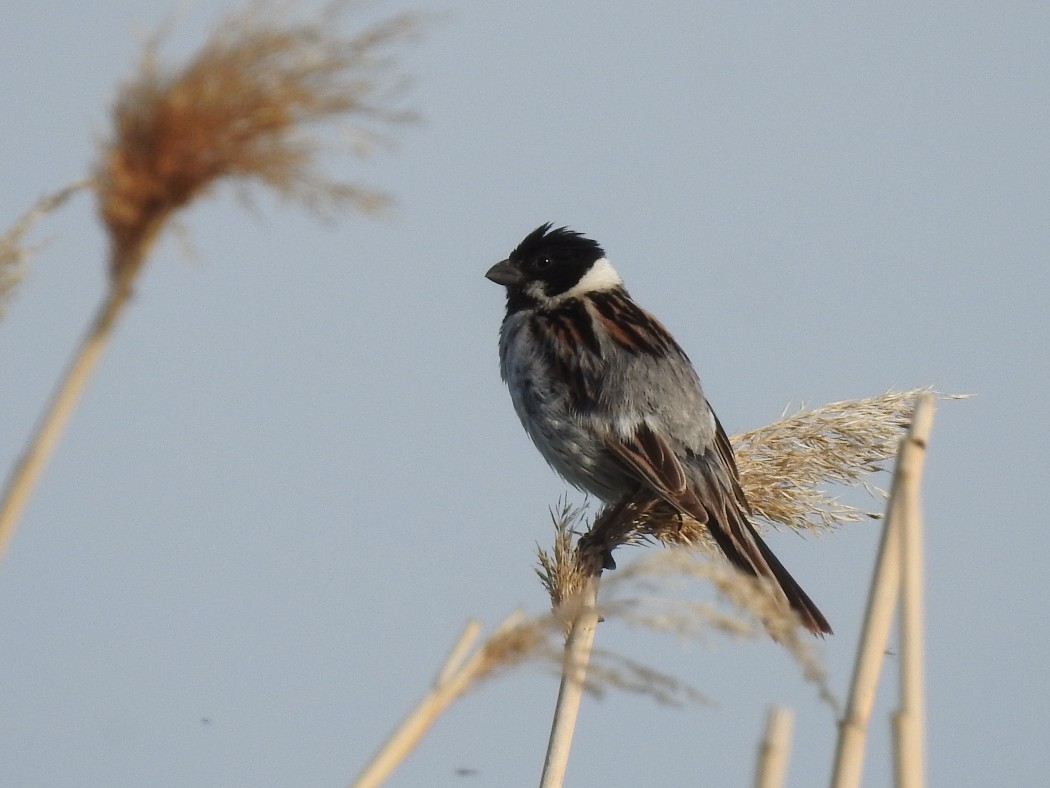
602, 422, 705, 522
602, 422, 766, 575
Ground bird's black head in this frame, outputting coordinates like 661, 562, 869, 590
485, 223, 618, 312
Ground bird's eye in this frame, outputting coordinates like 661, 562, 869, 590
534, 255, 553, 271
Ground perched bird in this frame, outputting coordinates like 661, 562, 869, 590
486, 224, 831, 635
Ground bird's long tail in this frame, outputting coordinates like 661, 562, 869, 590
749, 521, 832, 636
705, 512, 832, 636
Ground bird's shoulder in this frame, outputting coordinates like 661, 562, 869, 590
507, 287, 691, 364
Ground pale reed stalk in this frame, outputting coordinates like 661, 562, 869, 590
894, 394, 934, 788
539, 574, 601, 788
352, 610, 557, 787
754, 705, 795, 788
0, 274, 134, 559
352, 619, 487, 788
831, 394, 935, 788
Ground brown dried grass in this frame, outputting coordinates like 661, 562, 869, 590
96, 1, 417, 281
0, 181, 91, 319
536, 503, 834, 707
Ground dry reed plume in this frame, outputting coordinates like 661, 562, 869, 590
99, 2, 417, 286
538, 503, 836, 707
0, 181, 91, 319
735, 390, 929, 533
0, 1, 418, 560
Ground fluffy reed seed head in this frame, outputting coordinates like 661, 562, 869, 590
0, 181, 90, 319
444, 530, 829, 712
734, 389, 937, 533
533, 506, 836, 706
535, 499, 591, 609
95, 1, 417, 280
465, 602, 712, 708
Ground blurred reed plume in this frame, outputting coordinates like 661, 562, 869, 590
0, 181, 91, 320
99, 1, 417, 285
0, 1, 418, 560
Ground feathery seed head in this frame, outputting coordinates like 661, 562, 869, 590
95, 2, 417, 281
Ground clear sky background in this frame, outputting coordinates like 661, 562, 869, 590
1, 2, 1048, 786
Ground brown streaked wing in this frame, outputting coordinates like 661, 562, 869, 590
602, 423, 764, 577
603, 422, 691, 501
605, 423, 832, 636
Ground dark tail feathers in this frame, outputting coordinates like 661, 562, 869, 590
705, 512, 832, 636
750, 524, 832, 636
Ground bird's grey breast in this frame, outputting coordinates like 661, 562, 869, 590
497, 310, 626, 497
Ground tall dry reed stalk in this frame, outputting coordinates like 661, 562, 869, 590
831, 393, 936, 788
352, 616, 513, 788
754, 706, 795, 788
538, 574, 600, 788
537, 499, 636, 788
0, 1, 417, 561
893, 395, 934, 788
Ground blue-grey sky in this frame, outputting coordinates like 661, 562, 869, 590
2, 2, 1048, 786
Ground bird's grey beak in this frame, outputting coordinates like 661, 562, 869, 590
485, 259, 523, 287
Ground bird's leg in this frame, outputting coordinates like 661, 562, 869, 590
576, 491, 649, 572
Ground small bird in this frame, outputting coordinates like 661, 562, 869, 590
486, 224, 831, 635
